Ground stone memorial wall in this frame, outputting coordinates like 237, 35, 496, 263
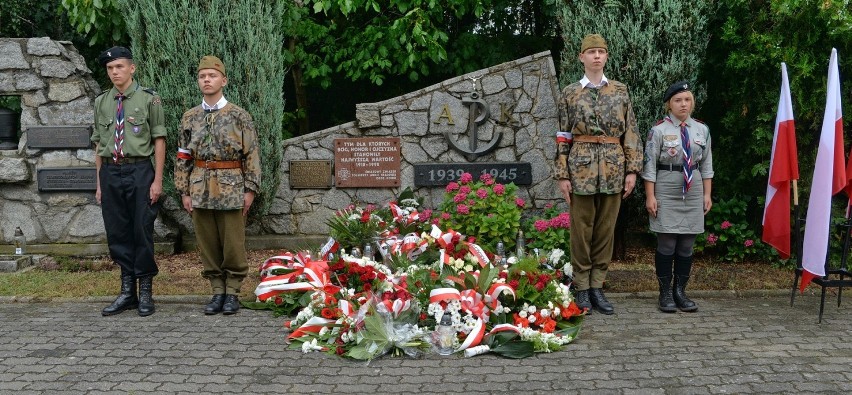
0, 40, 561, 253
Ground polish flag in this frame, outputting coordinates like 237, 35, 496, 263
762, 63, 798, 259
801, 49, 845, 291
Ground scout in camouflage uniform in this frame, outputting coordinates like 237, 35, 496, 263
553, 34, 643, 315
642, 81, 713, 313
92, 46, 166, 317
174, 56, 261, 315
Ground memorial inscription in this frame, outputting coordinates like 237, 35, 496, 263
334, 137, 401, 188
289, 160, 333, 189
414, 162, 532, 186
26, 126, 92, 149
37, 168, 96, 191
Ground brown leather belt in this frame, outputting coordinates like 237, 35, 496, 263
194, 159, 242, 169
573, 135, 620, 144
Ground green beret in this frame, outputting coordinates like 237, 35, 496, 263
98, 46, 132, 66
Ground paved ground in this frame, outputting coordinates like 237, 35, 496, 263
1, 291, 851, 394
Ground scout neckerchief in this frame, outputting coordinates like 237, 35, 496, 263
679, 118, 693, 195
113, 92, 126, 161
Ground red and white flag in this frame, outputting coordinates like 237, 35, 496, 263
762, 63, 799, 259
801, 49, 845, 291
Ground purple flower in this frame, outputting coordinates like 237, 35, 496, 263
493, 184, 505, 195
460, 173, 473, 183
721, 220, 732, 230
446, 182, 459, 192
476, 188, 488, 199
457, 204, 470, 214
744, 239, 754, 247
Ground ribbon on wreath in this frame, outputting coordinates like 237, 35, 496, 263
254, 255, 338, 301
485, 283, 516, 309
320, 237, 340, 260
389, 202, 420, 224
286, 316, 335, 341
428, 287, 487, 352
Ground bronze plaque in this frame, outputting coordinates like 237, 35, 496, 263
26, 126, 92, 149
334, 137, 401, 188
37, 167, 97, 191
289, 160, 333, 189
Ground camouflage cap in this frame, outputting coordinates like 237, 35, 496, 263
663, 81, 691, 102
97, 46, 132, 66
198, 55, 226, 76
580, 34, 607, 53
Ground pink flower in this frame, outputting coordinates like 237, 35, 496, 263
365, 204, 376, 212
441, 212, 451, 220
534, 220, 549, 233
446, 182, 460, 192
550, 212, 571, 229
420, 209, 433, 220
721, 220, 732, 230
476, 188, 488, 199
460, 173, 473, 183
459, 185, 471, 195
744, 239, 754, 247
493, 184, 505, 195
515, 198, 526, 208
479, 173, 493, 182
707, 233, 718, 246
467, 199, 475, 206
457, 204, 470, 214
545, 203, 553, 209
485, 179, 495, 186
453, 193, 466, 203
431, 218, 440, 225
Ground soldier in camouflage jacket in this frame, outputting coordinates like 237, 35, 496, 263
553, 34, 643, 315
174, 56, 261, 315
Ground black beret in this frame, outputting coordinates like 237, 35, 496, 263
663, 80, 690, 103
97, 46, 133, 66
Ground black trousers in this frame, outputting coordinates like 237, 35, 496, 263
99, 160, 159, 278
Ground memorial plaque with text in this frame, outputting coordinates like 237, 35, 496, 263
334, 138, 401, 188
289, 160, 333, 189
37, 168, 97, 191
26, 126, 92, 149
414, 162, 532, 186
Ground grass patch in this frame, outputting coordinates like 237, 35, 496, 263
0, 248, 792, 298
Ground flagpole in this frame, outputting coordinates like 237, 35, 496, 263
793, 179, 802, 269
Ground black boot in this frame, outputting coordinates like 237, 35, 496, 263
575, 289, 592, 313
102, 274, 138, 316
589, 288, 614, 315
655, 251, 677, 313
673, 255, 698, 312
222, 295, 241, 315
137, 276, 155, 317
204, 294, 226, 315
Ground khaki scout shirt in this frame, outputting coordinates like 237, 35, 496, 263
553, 79, 643, 195
174, 102, 261, 210
641, 115, 714, 182
91, 81, 167, 157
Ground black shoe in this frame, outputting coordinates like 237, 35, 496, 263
222, 295, 240, 315
204, 294, 226, 315
137, 276, 155, 317
575, 290, 592, 313
102, 274, 138, 316
657, 276, 677, 313
673, 275, 698, 312
589, 288, 614, 315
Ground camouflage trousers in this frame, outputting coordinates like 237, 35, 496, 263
192, 208, 248, 295
569, 193, 621, 290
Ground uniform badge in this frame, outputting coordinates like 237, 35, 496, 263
152, 97, 162, 105
128, 116, 136, 123
133, 126, 140, 134
667, 147, 678, 157
663, 135, 678, 142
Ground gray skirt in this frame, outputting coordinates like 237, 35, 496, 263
649, 169, 705, 234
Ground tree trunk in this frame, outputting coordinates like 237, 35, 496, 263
288, 38, 310, 135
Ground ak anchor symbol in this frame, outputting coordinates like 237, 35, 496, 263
445, 91, 503, 161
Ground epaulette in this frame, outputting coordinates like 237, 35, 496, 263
692, 118, 706, 125
142, 88, 158, 95
654, 119, 665, 126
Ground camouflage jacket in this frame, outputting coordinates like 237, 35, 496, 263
641, 115, 714, 183
553, 80, 643, 195
174, 102, 261, 210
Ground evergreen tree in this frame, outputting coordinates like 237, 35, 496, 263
555, 0, 713, 132
118, 0, 285, 216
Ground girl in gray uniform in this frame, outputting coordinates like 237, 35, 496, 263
642, 81, 714, 313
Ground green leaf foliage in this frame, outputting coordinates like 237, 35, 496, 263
117, 0, 286, 216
